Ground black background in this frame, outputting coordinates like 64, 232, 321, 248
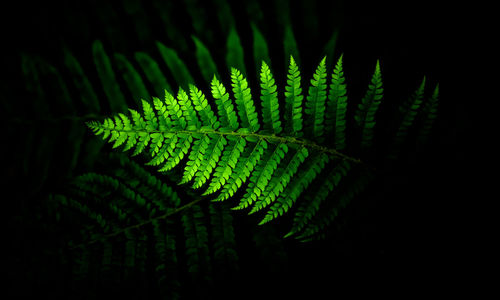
2, 0, 464, 297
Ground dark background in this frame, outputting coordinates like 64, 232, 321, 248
2, 0, 463, 297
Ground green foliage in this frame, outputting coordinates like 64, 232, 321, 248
135, 51, 173, 96
88, 54, 439, 239
231, 68, 260, 132
259, 61, 282, 134
92, 40, 128, 113
62, 47, 101, 113
417, 83, 440, 147
284, 56, 304, 136
325, 55, 348, 150
11, 2, 443, 298
51, 154, 239, 299
192, 36, 219, 83
388, 76, 426, 159
354, 60, 384, 150
114, 53, 150, 106
226, 27, 246, 75
251, 23, 271, 74
304, 57, 328, 142
156, 42, 195, 89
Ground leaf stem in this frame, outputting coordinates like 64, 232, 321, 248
69, 196, 207, 250
103, 126, 363, 165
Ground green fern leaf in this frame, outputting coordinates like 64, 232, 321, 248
152, 97, 171, 131
177, 87, 201, 130
182, 205, 212, 283
92, 40, 127, 113
234, 143, 288, 210
190, 84, 220, 129
325, 54, 348, 150
164, 90, 187, 129
305, 56, 328, 142
388, 76, 426, 159
135, 51, 173, 96
180, 135, 210, 184
264, 153, 329, 227
417, 83, 439, 147
355, 60, 383, 149
211, 76, 239, 131
250, 146, 308, 215
159, 135, 193, 172
192, 135, 227, 189
88, 53, 437, 239
62, 47, 100, 113
260, 61, 282, 134
284, 56, 304, 136
192, 35, 219, 83
114, 53, 150, 106
226, 27, 246, 74
157, 41, 194, 89
209, 203, 239, 277
283, 25, 300, 67
251, 23, 270, 73
204, 137, 246, 195
296, 169, 372, 241
142, 99, 159, 131
215, 139, 268, 202
231, 68, 259, 132
288, 160, 350, 235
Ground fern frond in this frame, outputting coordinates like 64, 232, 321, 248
180, 135, 211, 184
260, 61, 282, 134
54, 156, 189, 298
296, 169, 372, 241
88, 54, 437, 239
114, 53, 150, 106
157, 42, 194, 89
190, 84, 220, 129
287, 160, 350, 235
211, 76, 239, 131
135, 51, 173, 96
177, 87, 201, 130
388, 76, 426, 159
151, 96, 171, 131
251, 23, 271, 73
250, 146, 308, 215
226, 27, 246, 74
234, 143, 288, 210
163, 90, 187, 129
231, 68, 259, 132
264, 153, 330, 228
305, 57, 328, 142
215, 139, 268, 202
209, 203, 239, 278
192, 135, 227, 189
158, 135, 193, 172
325, 54, 348, 150
354, 60, 383, 149
284, 56, 304, 136
203, 137, 246, 195
192, 35, 219, 83
87, 61, 362, 237
417, 83, 439, 147
181, 205, 212, 283
92, 40, 127, 113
